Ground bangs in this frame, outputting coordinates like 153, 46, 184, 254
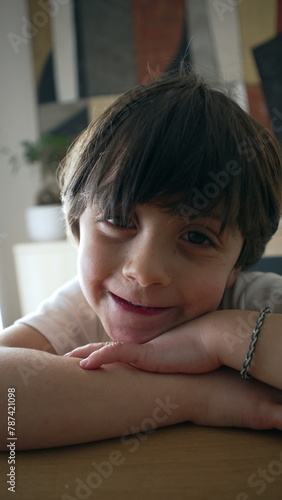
61, 71, 282, 268
77, 81, 243, 233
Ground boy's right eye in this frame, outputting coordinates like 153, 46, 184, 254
105, 216, 135, 229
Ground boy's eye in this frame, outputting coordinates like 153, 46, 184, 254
182, 231, 212, 246
106, 216, 135, 228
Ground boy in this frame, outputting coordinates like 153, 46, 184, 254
1, 72, 282, 450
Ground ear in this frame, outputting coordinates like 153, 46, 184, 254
225, 265, 242, 289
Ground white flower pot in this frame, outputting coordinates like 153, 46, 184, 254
25, 204, 66, 242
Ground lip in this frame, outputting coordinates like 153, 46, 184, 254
109, 292, 173, 316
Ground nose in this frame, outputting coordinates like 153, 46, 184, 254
122, 238, 172, 287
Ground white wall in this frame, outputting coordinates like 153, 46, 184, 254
0, 0, 40, 327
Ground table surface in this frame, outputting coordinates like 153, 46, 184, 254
0, 423, 281, 500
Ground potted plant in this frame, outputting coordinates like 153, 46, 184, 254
21, 132, 74, 241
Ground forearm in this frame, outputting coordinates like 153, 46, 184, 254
0, 347, 198, 451
210, 310, 282, 389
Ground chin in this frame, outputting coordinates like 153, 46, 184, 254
107, 327, 161, 344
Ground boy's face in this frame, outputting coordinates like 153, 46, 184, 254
77, 204, 243, 343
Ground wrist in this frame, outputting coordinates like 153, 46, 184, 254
197, 310, 226, 368
198, 309, 260, 373
240, 307, 272, 380
210, 309, 259, 372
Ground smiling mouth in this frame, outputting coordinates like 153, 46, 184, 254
109, 292, 173, 314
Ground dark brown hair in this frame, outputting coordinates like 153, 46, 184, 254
59, 71, 282, 269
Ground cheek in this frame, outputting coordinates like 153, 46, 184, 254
185, 268, 229, 315
201, 280, 225, 303
76, 241, 111, 312
78, 241, 104, 283
77, 236, 120, 288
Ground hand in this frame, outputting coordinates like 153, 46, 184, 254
66, 347, 282, 430
65, 316, 221, 374
191, 367, 282, 430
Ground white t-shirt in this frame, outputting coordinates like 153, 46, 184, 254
14, 272, 282, 355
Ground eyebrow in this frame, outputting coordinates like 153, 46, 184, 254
180, 213, 240, 238
180, 213, 223, 225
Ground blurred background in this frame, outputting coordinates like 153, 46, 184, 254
0, 0, 282, 327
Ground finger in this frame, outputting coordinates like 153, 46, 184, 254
79, 342, 151, 370
64, 343, 109, 358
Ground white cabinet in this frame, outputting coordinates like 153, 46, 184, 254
13, 241, 77, 316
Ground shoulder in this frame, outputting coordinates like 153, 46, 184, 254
221, 271, 282, 313
15, 276, 109, 354
17, 276, 85, 319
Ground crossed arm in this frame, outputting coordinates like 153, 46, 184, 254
66, 309, 282, 390
0, 309, 282, 451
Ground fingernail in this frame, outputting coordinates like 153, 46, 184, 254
80, 359, 88, 368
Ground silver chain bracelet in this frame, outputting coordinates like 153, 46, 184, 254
240, 307, 272, 380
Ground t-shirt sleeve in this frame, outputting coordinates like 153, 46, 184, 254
14, 276, 109, 355
221, 271, 282, 313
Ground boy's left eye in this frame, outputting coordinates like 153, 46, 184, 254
182, 231, 212, 246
